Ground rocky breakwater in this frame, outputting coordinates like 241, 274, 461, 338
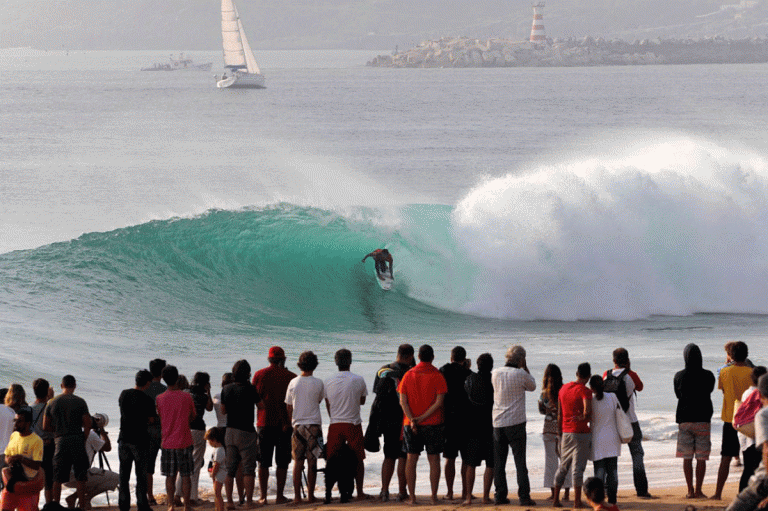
367, 36, 768, 68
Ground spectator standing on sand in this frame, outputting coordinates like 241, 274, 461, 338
490, 345, 536, 507
43, 374, 91, 507
539, 364, 570, 502
176, 372, 212, 505
736, 366, 767, 492
155, 365, 196, 511
370, 344, 414, 502
145, 358, 167, 505
30, 378, 54, 503
604, 347, 652, 499
725, 373, 768, 511
439, 346, 471, 501
398, 344, 448, 505
1, 408, 43, 511
220, 360, 260, 509
252, 347, 296, 505
118, 370, 156, 511
712, 341, 753, 501
673, 343, 715, 499
589, 375, 621, 505
462, 353, 494, 506
553, 362, 593, 509
324, 349, 369, 500
285, 351, 325, 505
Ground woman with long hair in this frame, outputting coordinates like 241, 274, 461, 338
539, 364, 570, 501
589, 375, 621, 505
4, 384, 27, 412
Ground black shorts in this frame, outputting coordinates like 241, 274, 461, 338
257, 426, 292, 469
443, 425, 467, 459
53, 435, 89, 483
43, 442, 55, 490
721, 422, 741, 457
462, 436, 494, 468
403, 425, 444, 456
382, 425, 406, 460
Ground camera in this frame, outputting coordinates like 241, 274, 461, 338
92, 413, 109, 432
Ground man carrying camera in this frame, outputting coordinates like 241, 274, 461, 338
1, 408, 44, 511
63, 413, 118, 509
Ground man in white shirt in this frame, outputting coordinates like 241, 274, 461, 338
491, 345, 536, 507
285, 351, 325, 505
64, 413, 118, 509
324, 349, 368, 501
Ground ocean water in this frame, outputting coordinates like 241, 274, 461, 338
2, 48, 768, 498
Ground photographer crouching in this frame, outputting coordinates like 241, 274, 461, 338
63, 413, 118, 509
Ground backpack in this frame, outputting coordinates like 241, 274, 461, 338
604, 368, 631, 412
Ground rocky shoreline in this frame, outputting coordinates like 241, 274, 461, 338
367, 36, 768, 68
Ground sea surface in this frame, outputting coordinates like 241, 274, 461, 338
2, 48, 768, 497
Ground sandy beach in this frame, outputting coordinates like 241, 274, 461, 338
115, 481, 742, 511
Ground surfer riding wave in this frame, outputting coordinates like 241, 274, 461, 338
362, 248, 393, 280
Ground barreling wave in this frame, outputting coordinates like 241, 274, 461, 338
3, 137, 768, 332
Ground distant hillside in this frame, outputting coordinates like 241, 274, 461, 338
2, 0, 767, 50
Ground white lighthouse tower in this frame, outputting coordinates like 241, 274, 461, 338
530, 2, 546, 43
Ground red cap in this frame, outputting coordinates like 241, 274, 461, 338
268, 346, 285, 359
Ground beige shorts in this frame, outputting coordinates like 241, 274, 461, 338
291, 425, 324, 463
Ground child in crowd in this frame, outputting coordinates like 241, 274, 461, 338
583, 477, 620, 511
206, 427, 227, 511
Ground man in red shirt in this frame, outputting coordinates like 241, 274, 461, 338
251, 346, 296, 505
553, 362, 592, 509
155, 365, 196, 511
397, 344, 447, 505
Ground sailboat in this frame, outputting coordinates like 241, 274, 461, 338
215, 0, 265, 89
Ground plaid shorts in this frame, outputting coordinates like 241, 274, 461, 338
676, 422, 711, 460
291, 425, 323, 463
160, 446, 193, 476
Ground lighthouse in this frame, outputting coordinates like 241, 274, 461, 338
530, 2, 546, 43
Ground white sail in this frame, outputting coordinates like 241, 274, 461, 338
221, 0, 247, 69
237, 16, 261, 74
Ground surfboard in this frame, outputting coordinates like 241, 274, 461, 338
375, 269, 394, 290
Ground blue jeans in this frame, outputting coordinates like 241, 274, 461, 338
493, 423, 530, 502
593, 457, 618, 504
118, 442, 150, 511
628, 421, 648, 496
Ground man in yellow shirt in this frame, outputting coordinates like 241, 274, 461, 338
1, 408, 44, 511
712, 341, 753, 501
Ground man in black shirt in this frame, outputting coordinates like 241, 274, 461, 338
370, 344, 414, 502
439, 346, 472, 501
118, 370, 157, 511
220, 360, 261, 509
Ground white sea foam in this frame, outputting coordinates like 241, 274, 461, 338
452, 136, 768, 320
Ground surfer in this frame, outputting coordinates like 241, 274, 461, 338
362, 249, 393, 279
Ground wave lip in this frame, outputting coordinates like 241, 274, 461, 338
452, 137, 768, 321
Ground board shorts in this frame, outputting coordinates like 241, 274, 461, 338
257, 426, 292, 469
326, 423, 365, 462
225, 428, 258, 477
291, 425, 323, 463
403, 425, 444, 456
160, 446, 193, 477
721, 422, 741, 457
462, 435, 494, 468
443, 424, 467, 459
676, 422, 711, 460
53, 435, 89, 483
382, 425, 406, 460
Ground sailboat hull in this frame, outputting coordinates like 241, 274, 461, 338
216, 72, 266, 89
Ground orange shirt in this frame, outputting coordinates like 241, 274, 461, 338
397, 362, 448, 426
